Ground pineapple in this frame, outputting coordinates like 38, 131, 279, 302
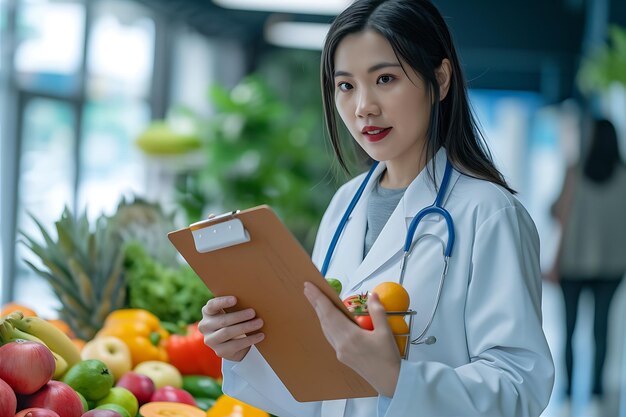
109, 197, 179, 268
19, 197, 179, 339
20, 207, 125, 339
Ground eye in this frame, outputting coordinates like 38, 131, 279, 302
337, 81, 353, 92
377, 74, 394, 84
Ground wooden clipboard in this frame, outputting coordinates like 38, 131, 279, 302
167, 205, 377, 402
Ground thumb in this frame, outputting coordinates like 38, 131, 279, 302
368, 292, 391, 335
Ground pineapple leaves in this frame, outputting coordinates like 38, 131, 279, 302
18, 197, 181, 339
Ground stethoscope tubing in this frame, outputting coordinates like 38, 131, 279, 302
320, 161, 380, 276
322, 158, 455, 348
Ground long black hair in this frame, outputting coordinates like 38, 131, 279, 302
583, 119, 623, 183
321, 0, 514, 193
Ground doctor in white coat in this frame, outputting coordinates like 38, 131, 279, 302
199, 1, 555, 416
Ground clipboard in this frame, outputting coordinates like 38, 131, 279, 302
167, 205, 377, 402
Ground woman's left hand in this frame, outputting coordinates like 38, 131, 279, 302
303, 282, 401, 397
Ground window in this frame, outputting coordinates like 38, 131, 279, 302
78, 99, 150, 218
14, 1, 85, 95
14, 98, 76, 313
5, 0, 158, 316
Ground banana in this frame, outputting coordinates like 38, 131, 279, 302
7, 315, 81, 368
51, 350, 69, 379
0, 320, 47, 345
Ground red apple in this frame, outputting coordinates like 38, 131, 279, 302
0, 340, 55, 394
0, 378, 17, 417
14, 408, 61, 417
20, 381, 84, 417
81, 410, 123, 417
150, 386, 196, 406
115, 371, 155, 405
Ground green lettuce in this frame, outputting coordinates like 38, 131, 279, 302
124, 242, 213, 324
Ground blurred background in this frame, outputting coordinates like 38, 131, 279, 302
0, 0, 625, 416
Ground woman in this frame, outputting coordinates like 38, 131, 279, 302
199, 1, 554, 416
549, 118, 626, 415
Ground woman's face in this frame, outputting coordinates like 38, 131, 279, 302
333, 30, 432, 167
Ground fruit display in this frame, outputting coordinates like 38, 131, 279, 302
0, 304, 240, 416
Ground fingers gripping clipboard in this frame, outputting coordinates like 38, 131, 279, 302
167, 205, 377, 402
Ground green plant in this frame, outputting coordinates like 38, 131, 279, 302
176, 74, 337, 250
577, 25, 626, 94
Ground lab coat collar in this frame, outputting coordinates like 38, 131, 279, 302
345, 148, 461, 293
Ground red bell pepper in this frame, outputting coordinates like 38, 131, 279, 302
165, 322, 222, 378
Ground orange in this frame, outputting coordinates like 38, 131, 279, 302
71, 338, 86, 352
1, 302, 38, 317
371, 282, 410, 312
387, 316, 410, 357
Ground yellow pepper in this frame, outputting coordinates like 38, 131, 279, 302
206, 395, 269, 417
98, 309, 169, 365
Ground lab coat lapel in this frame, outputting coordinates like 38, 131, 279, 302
346, 149, 460, 293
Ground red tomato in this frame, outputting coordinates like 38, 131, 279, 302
355, 314, 374, 330
342, 293, 368, 313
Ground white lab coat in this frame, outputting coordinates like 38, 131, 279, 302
221, 149, 555, 417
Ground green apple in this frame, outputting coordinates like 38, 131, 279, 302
133, 361, 182, 389
95, 387, 138, 417
81, 336, 132, 382
95, 403, 130, 417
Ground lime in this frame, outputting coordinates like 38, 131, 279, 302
326, 278, 342, 295
62, 359, 114, 401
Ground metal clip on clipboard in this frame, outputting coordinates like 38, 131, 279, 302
189, 210, 250, 253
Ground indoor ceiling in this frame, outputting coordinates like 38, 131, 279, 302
137, 0, 626, 103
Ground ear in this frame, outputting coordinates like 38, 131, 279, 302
436, 59, 452, 101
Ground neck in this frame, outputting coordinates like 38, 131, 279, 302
380, 153, 428, 189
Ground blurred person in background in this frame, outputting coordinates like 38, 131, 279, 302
548, 118, 626, 416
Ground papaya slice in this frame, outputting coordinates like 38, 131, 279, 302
138, 402, 206, 417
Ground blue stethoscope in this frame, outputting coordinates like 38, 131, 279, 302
321, 159, 455, 347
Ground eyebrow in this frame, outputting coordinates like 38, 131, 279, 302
334, 62, 402, 77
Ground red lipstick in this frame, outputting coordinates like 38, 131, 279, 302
361, 126, 392, 142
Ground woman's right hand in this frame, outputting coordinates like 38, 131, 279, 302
198, 296, 265, 362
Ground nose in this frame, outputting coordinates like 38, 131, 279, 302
355, 89, 380, 118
